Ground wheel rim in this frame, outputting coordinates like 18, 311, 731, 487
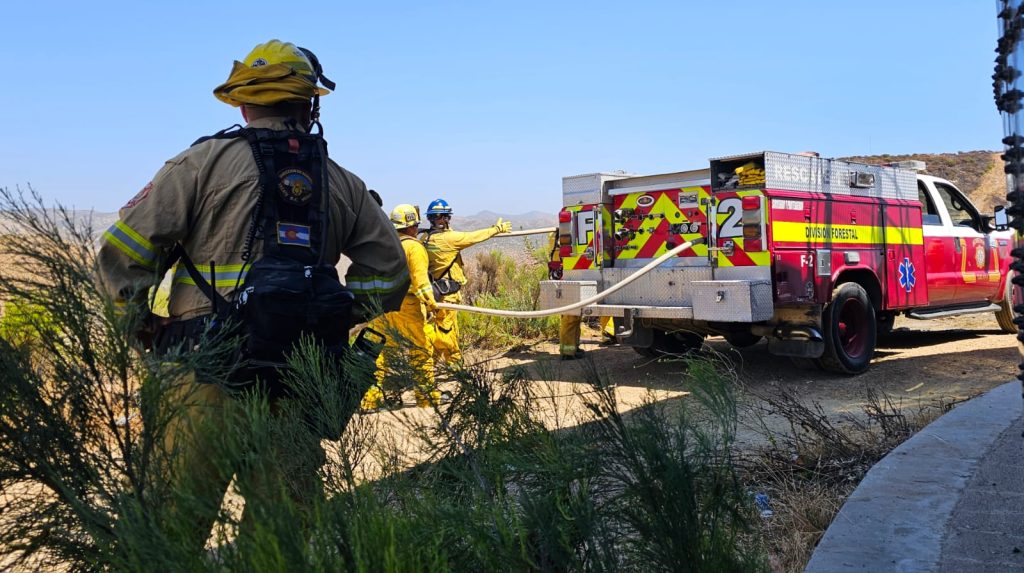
837, 298, 867, 357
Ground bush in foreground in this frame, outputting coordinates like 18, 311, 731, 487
0, 190, 766, 571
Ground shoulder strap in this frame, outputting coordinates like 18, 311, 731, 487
165, 244, 232, 316
191, 124, 245, 147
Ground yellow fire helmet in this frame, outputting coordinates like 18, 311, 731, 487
214, 39, 337, 108
243, 40, 330, 94
390, 204, 421, 229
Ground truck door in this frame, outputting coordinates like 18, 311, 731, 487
918, 180, 958, 305
929, 180, 997, 302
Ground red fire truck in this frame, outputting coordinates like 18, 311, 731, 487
539, 151, 1015, 374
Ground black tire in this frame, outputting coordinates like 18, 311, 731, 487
724, 331, 763, 348
633, 329, 704, 357
817, 282, 877, 375
876, 312, 896, 338
996, 274, 1017, 334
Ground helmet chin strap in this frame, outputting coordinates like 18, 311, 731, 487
310, 92, 323, 135
297, 46, 334, 135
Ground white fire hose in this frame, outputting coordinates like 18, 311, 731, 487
494, 226, 557, 237
437, 238, 704, 317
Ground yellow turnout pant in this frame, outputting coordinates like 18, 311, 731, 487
430, 292, 462, 363
159, 374, 326, 554
372, 296, 435, 399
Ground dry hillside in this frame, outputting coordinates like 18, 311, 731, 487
842, 151, 1006, 212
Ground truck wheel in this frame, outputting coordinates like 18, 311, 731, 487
633, 329, 704, 357
724, 332, 763, 348
876, 312, 896, 338
817, 282, 876, 375
995, 275, 1017, 334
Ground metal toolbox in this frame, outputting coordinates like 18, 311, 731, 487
562, 172, 637, 206
691, 280, 774, 322
538, 280, 597, 312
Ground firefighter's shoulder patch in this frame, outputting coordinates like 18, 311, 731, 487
123, 182, 153, 209
278, 168, 314, 205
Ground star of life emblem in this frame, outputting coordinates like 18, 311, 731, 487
898, 257, 916, 293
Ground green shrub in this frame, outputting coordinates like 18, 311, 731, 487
0, 189, 767, 571
459, 246, 559, 349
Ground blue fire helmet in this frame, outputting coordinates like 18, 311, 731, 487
426, 198, 453, 216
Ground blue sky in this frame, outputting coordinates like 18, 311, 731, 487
0, 1, 1002, 215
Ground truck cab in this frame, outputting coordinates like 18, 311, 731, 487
540, 152, 1015, 374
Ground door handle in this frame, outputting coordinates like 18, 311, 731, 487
953, 238, 962, 253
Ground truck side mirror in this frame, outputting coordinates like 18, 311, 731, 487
994, 205, 1009, 231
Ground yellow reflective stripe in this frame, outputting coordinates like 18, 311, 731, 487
115, 220, 154, 253
772, 222, 923, 245
348, 268, 410, 294
174, 277, 248, 288
102, 229, 156, 269
883, 226, 924, 246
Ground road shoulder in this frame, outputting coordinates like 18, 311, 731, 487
805, 381, 1022, 572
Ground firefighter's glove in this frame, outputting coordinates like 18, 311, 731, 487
494, 218, 512, 234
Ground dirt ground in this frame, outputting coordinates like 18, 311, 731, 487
446, 312, 1021, 448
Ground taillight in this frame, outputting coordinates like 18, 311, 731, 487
559, 245, 572, 258
558, 211, 573, 243
742, 195, 764, 251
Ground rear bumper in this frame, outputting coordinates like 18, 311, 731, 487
539, 278, 774, 323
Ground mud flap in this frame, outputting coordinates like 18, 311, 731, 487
767, 326, 825, 358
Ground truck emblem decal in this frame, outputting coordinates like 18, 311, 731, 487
636, 195, 655, 207
898, 257, 916, 293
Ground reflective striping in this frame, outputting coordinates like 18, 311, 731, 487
772, 221, 880, 244
347, 268, 410, 294
412, 285, 433, 298
114, 220, 155, 252
883, 226, 925, 246
173, 264, 248, 288
616, 186, 710, 261
772, 221, 916, 245
713, 189, 769, 267
103, 221, 158, 268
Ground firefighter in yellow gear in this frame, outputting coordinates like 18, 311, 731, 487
361, 204, 444, 409
559, 315, 616, 359
96, 40, 408, 555
420, 198, 511, 363
547, 232, 615, 359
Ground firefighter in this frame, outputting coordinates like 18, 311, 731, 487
96, 39, 408, 554
420, 198, 511, 362
547, 232, 615, 360
361, 204, 443, 409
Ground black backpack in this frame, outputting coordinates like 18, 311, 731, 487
163, 124, 356, 389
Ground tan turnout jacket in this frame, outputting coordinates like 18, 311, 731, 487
98, 117, 409, 322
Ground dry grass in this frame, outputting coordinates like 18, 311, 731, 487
842, 150, 1004, 211
741, 385, 966, 572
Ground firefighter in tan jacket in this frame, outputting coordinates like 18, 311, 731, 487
96, 40, 408, 554
420, 198, 511, 362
